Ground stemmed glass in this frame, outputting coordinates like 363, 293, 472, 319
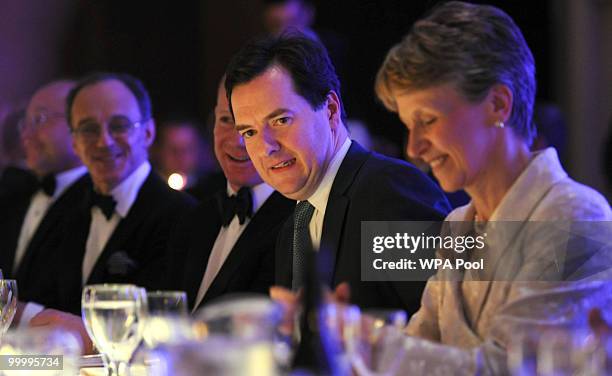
342, 305, 408, 376
142, 290, 189, 348
81, 284, 147, 376
146, 290, 187, 316
0, 279, 18, 340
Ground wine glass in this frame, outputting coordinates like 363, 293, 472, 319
195, 294, 281, 374
142, 290, 189, 348
0, 279, 18, 340
146, 290, 187, 316
342, 305, 408, 376
81, 284, 147, 376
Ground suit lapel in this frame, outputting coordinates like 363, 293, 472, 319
202, 192, 291, 305
0, 197, 29, 276
319, 142, 369, 286
86, 173, 156, 284
16, 175, 90, 278
183, 198, 223, 308
58, 189, 92, 293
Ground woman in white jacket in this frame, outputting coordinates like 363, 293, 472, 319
375, 1, 612, 374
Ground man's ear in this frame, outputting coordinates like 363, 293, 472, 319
144, 118, 156, 147
71, 133, 78, 153
486, 84, 513, 125
326, 91, 341, 129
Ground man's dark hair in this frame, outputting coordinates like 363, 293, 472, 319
66, 72, 152, 128
224, 31, 346, 121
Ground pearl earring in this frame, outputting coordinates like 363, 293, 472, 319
495, 121, 505, 128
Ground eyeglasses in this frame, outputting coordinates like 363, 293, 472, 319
18, 111, 66, 132
72, 116, 146, 143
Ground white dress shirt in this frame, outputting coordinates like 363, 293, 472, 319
13, 165, 88, 273
192, 182, 274, 311
304, 138, 352, 251
82, 161, 151, 284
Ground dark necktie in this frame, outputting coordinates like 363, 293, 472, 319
292, 200, 315, 291
217, 187, 253, 227
91, 191, 117, 220
39, 174, 56, 196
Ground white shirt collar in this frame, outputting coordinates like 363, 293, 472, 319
53, 165, 88, 199
305, 138, 352, 212
108, 161, 151, 218
227, 181, 275, 215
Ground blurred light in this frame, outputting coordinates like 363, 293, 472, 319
168, 173, 186, 190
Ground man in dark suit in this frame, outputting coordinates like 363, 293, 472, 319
168, 78, 294, 311
0, 80, 91, 325
27, 73, 195, 350
225, 33, 451, 314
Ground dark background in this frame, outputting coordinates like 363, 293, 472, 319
50, 0, 552, 152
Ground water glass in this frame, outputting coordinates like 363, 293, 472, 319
195, 294, 282, 375
196, 294, 282, 341
146, 290, 187, 316
82, 284, 147, 376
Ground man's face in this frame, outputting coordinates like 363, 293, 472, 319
231, 66, 339, 201
21, 82, 80, 177
158, 125, 201, 176
70, 79, 154, 192
214, 83, 262, 191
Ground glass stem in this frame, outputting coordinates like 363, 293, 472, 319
109, 360, 129, 376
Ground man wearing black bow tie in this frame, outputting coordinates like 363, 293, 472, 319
27, 73, 195, 334
166, 78, 294, 311
0, 80, 91, 326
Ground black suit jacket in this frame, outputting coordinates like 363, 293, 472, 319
14, 175, 92, 306
0, 185, 33, 276
55, 171, 196, 314
167, 189, 294, 310
276, 142, 451, 315
0, 174, 91, 307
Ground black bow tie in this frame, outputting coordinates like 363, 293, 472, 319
90, 191, 117, 220
216, 187, 253, 227
38, 174, 56, 196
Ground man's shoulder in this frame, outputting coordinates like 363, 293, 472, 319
341, 144, 431, 182
348, 150, 442, 194
337, 148, 450, 217
362, 150, 423, 175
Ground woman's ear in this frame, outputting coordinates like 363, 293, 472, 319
486, 84, 513, 125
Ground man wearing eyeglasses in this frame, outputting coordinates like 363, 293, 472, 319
26, 73, 195, 350
0, 80, 90, 326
